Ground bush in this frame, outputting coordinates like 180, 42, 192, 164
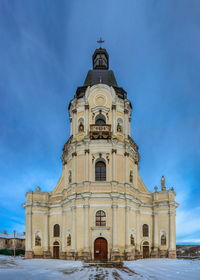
0, 249, 25, 256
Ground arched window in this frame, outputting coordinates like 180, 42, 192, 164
95, 114, 106, 125
161, 234, 166, 245
53, 224, 60, 237
95, 161, 106, 181
96, 210, 106, 226
143, 224, 149, 237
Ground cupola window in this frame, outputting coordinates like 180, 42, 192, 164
95, 114, 106, 125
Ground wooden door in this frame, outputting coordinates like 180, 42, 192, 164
94, 238, 108, 261
143, 246, 149, 258
53, 245, 60, 259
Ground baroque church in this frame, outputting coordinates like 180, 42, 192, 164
24, 46, 178, 261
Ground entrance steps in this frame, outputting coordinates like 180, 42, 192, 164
83, 261, 124, 268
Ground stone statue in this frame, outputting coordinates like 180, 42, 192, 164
130, 171, 133, 183
161, 176, 166, 191
130, 234, 135, 245
79, 122, 84, 132
35, 235, 41, 246
117, 123, 122, 132
69, 171, 72, 184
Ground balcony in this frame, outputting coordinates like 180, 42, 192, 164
90, 125, 112, 139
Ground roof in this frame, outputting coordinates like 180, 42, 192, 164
69, 47, 128, 105
84, 69, 118, 87
0, 232, 25, 239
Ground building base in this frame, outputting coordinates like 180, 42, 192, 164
134, 249, 142, 259
150, 248, 159, 258
168, 249, 176, 258
82, 251, 91, 261
124, 251, 135, 260
43, 251, 52, 259
60, 252, 67, 259
66, 251, 77, 260
25, 251, 34, 259
111, 249, 120, 261
159, 250, 168, 258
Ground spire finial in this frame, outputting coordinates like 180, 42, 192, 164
97, 37, 105, 47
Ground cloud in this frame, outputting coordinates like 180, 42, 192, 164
177, 207, 200, 237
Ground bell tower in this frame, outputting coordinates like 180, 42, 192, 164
93, 48, 109, 70
24, 44, 178, 261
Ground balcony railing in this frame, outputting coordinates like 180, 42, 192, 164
90, 124, 112, 139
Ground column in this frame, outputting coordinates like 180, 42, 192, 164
124, 109, 129, 138
169, 212, 175, 250
72, 152, 77, 183
125, 206, 131, 251
112, 203, 118, 251
83, 204, 90, 252
70, 205, 77, 252
112, 149, 117, 181
153, 212, 158, 249
26, 207, 32, 251
112, 105, 116, 134
85, 104, 89, 134
128, 116, 131, 137
43, 212, 49, 251
62, 210, 66, 252
85, 149, 89, 181
72, 109, 77, 137
124, 152, 129, 183
136, 210, 140, 252
169, 210, 176, 258
70, 118, 72, 136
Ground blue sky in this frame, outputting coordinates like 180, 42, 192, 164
0, 0, 200, 244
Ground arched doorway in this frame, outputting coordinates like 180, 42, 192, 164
53, 241, 60, 259
94, 238, 108, 261
142, 241, 150, 258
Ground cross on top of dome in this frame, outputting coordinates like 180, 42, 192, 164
97, 37, 105, 48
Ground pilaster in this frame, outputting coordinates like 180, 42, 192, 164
151, 211, 159, 258
112, 149, 117, 181
72, 108, 77, 137
72, 152, 77, 183
70, 205, 77, 255
111, 203, 119, 260
25, 207, 33, 256
169, 210, 176, 258
136, 209, 141, 252
83, 204, 91, 260
44, 212, 50, 256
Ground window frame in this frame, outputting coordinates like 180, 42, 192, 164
53, 224, 60, 237
95, 210, 106, 227
95, 114, 106, 125
95, 160, 106, 181
142, 224, 149, 237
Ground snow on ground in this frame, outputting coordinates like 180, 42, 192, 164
125, 258, 200, 280
0, 255, 200, 280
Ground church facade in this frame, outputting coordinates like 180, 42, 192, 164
24, 47, 178, 260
